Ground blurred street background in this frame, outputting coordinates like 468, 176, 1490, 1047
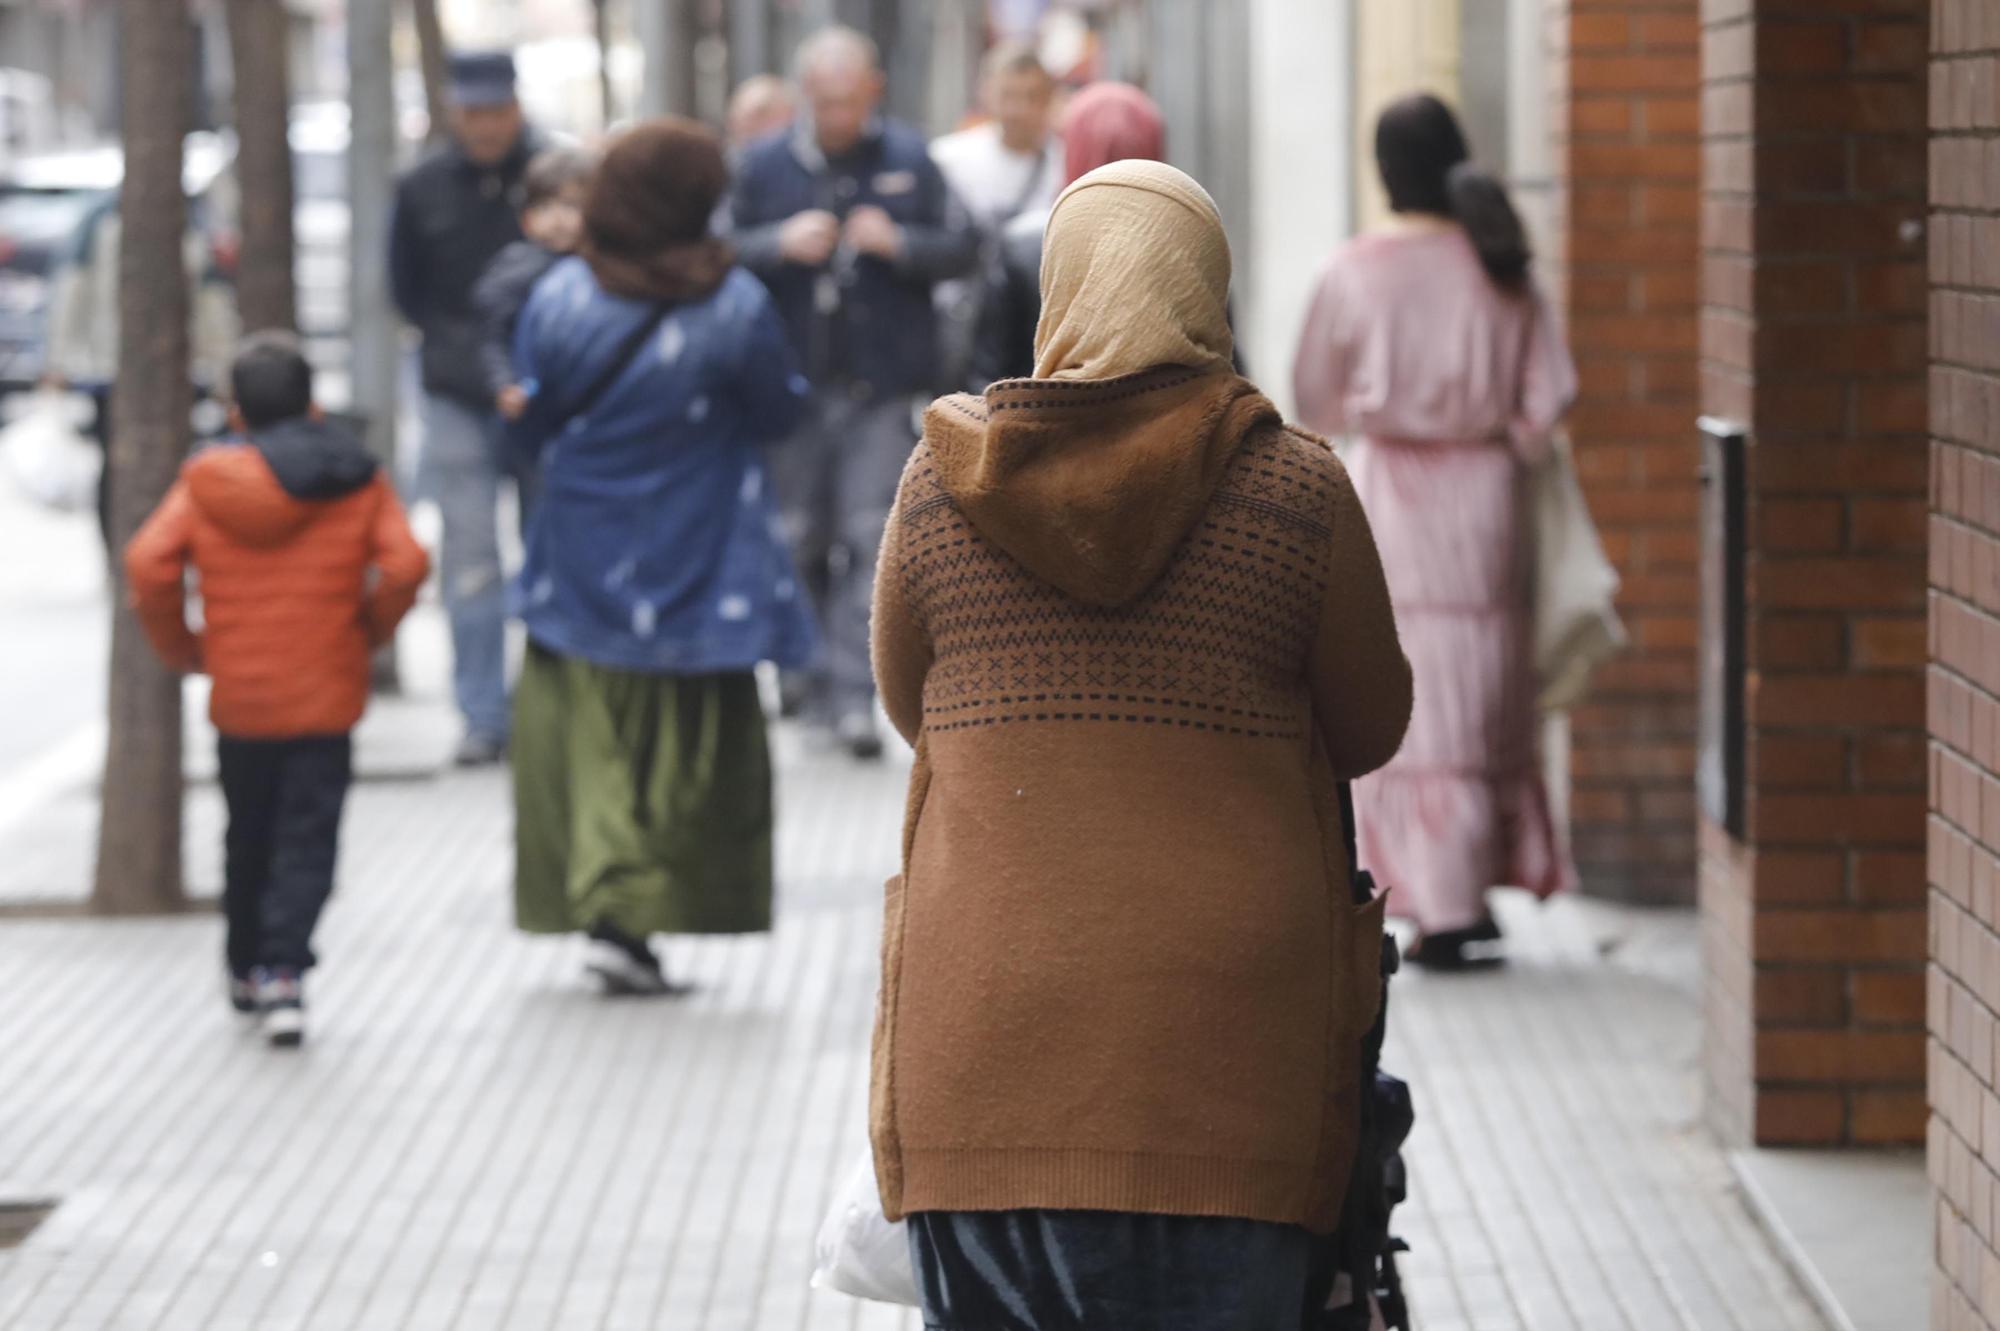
0, 0, 1977, 1328
0, 446, 1827, 1328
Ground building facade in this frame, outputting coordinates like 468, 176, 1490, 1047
1928, 1, 2000, 1323
1153, 0, 1954, 1319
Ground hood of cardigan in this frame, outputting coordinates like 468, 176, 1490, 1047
923, 367, 1280, 608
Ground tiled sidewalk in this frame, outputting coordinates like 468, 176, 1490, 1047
1385, 895, 1825, 1331
0, 716, 1823, 1330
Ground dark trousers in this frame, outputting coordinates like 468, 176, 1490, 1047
217, 734, 353, 976
908, 1210, 1314, 1330
767, 390, 918, 718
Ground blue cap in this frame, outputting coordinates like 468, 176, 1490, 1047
448, 51, 518, 107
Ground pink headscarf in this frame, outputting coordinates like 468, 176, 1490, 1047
1061, 82, 1166, 187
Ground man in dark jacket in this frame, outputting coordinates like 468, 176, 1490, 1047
727, 25, 976, 759
388, 50, 544, 766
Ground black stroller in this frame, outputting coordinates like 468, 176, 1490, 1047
1308, 785, 1415, 1331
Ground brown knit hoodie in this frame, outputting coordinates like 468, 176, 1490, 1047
870, 366, 1413, 1232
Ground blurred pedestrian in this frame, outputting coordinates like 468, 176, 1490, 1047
870, 160, 1411, 1329
505, 119, 814, 996
475, 145, 595, 429
1293, 93, 1578, 968
123, 332, 428, 1046
42, 194, 240, 549
930, 42, 1061, 229
930, 42, 1062, 393
966, 80, 1164, 389
389, 49, 547, 767
727, 25, 976, 759
726, 74, 796, 155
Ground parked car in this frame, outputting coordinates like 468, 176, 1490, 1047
0, 134, 235, 395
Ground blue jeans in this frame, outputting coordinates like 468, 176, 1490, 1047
418, 392, 515, 742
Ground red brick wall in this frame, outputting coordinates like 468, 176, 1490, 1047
1931, 1, 2000, 1323
1700, 0, 1930, 1148
1550, 0, 1705, 907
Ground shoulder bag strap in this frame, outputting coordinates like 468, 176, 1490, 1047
998, 143, 1053, 226
548, 302, 671, 432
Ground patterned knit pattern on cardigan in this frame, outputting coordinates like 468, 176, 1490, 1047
869, 368, 1412, 1233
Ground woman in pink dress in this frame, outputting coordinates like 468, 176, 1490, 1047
1293, 93, 1577, 967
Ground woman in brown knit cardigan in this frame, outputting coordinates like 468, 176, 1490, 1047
869, 159, 1413, 1329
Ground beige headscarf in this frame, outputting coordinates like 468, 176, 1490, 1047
1032, 159, 1234, 381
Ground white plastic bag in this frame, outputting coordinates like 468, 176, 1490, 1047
811, 1147, 920, 1307
0, 388, 99, 514
1532, 434, 1626, 712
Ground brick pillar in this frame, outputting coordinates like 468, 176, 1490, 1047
1547, 0, 1704, 907
1930, 5, 2000, 1326
1699, 0, 1930, 1148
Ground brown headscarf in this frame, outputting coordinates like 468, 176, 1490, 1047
582, 117, 734, 304
1033, 160, 1234, 381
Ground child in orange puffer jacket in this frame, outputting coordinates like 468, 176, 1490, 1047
124, 331, 428, 1047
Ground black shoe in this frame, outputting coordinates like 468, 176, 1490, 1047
585, 921, 685, 997
227, 972, 257, 1015
836, 711, 884, 761
453, 733, 508, 767
1406, 917, 1505, 971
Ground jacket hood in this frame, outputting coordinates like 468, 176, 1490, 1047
925, 367, 1280, 608
253, 416, 378, 499
185, 418, 377, 547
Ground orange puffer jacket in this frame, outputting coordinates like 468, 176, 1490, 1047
124, 419, 429, 739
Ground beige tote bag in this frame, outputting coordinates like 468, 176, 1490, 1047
1532, 433, 1626, 712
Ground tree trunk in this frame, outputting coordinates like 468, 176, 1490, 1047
594, 0, 615, 130
224, 0, 296, 333
353, 0, 402, 690
410, 0, 450, 143
665, 0, 701, 118
94, 0, 193, 915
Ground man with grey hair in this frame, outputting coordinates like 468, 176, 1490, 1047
728, 25, 976, 759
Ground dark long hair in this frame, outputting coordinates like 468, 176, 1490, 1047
1374, 93, 1530, 291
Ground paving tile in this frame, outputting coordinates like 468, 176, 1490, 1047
0, 706, 1823, 1330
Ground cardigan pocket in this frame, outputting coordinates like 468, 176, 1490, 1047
877, 874, 906, 1025
870, 872, 909, 1217
872, 873, 907, 1066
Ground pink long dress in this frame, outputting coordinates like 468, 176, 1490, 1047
1292, 227, 1577, 934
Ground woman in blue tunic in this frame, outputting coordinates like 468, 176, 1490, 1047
506, 118, 815, 995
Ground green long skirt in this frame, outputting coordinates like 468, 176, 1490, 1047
512, 642, 774, 937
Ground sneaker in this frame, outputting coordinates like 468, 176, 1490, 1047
835, 710, 884, 762
227, 973, 257, 1015
453, 733, 508, 767
254, 968, 306, 1047
584, 940, 672, 995
584, 922, 679, 997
